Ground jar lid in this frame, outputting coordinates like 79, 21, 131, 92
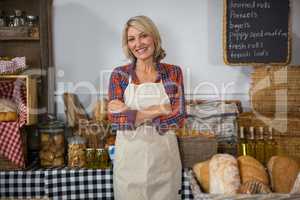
38, 119, 65, 131
26, 15, 38, 20
68, 136, 86, 145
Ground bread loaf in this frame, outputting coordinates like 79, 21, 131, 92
290, 172, 300, 194
0, 112, 17, 121
267, 156, 299, 193
0, 98, 17, 112
193, 160, 210, 192
237, 155, 269, 186
93, 99, 108, 121
238, 180, 271, 194
209, 154, 240, 194
0, 99, 17, 122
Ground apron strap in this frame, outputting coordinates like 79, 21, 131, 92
128, 75, 132, 84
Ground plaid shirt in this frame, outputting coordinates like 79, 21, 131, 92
108, 62, 186, 132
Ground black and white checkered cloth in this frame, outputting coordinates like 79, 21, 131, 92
0, 168, 45, 198
0, 167, 194, 200
45, 168, 114, 200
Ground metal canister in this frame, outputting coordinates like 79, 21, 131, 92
95, 148, 110, 169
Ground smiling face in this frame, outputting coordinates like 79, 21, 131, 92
127, 26, 155, 62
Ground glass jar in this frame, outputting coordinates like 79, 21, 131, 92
38, 120, 65, 167
68, 136, 86, 168
0, 10, 6, 27
95, 148, 110, 169
8, 15, 15, 27
14, 10, 25, 26
26, 15, 39, 38
85, 148, 96, 169
26, 15, 38, 27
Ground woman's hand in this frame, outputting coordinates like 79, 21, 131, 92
135, 104, 172, 126
147, 104, 172, 116
108, 100, 129, 113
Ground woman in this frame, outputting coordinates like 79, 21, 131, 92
108, 15, 186, 200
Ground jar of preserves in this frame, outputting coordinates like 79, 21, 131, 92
38, 119, 65, 167
85, 148, 96, 169
95, 148, 110, 169
68, 136, 86, 168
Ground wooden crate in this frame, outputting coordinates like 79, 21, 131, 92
0, 75, 37, 125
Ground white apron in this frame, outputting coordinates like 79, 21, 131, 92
113, 76, 182, 200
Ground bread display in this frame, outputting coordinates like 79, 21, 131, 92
237, 155, 269, 186
193, 160, 210, 192
267, 156, 299, 193
209, 154, 240, 194
0, 98, 17, 121
238, 180, 271, 194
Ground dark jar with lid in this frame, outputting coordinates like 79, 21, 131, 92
38, 119, 65, 167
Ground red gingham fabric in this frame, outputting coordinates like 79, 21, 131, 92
0, 57, 26, 74
0, 79, 27, 167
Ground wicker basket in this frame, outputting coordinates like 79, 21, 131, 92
0, 129, 27, 170
276, 136, 300, 164
177, 135, 217, 168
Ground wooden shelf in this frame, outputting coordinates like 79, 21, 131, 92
0, 36, 40, 41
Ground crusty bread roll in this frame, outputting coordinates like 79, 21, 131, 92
0, 99, 17, 122
0, 98, 17, 112
267, 156, 299, 193
0, 112, 17, 122
237, 155, 269, 186
290, 172, 300, 194
193, 160, 210, 192
238, 180, 271, 194
209, 154, 240, 194
93, 99, 108, 121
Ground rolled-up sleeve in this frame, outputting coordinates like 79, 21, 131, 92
107, 67, 137, 130
152, 66, 186, 133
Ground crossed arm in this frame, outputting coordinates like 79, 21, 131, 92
107, 66, 186, 132
108, 100, 171, 126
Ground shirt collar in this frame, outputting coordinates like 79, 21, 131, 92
128, 62, 164, 83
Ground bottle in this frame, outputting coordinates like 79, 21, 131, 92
265, 127, 277, 163
0, 10, 6, 27
255, 127, 265, 165
13, 10, 21, 27
247, 126, 256, 158
238, 126, 247, 156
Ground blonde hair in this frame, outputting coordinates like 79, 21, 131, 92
122, 15, 166, 62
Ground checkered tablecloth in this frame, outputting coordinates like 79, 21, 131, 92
45, 168, 114, 200
0, 168, 45, 198
0, 167, 194, 200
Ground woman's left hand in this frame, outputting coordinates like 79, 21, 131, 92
108, 99, 129, 113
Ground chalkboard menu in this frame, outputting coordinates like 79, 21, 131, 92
224, 0, 290, 65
